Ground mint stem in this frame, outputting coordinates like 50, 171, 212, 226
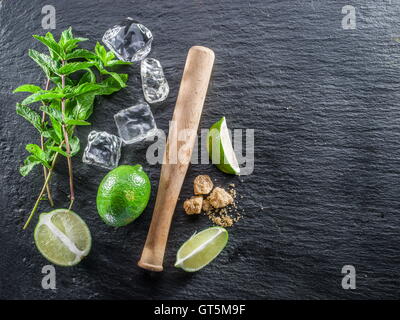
40, 78, 54, 207
23, 150, 60, 230
60, 61, 75, 208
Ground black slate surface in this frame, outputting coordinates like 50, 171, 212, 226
1, 0, 400, 299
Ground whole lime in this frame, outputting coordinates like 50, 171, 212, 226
97, 165, 151, 227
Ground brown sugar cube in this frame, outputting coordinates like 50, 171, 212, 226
183, 196, 203, 215
193, 175, 214, 195
208, 187, 234, 209
202, 198, 213, 212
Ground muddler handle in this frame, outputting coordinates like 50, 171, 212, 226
137, 46, 215, 271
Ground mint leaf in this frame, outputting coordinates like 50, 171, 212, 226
40, 105, 63, 123
59, 28, 88, 53
105, 71, 127, 88
45, 32, 56, 42
106, 60, 132, 67
50, 75, 75, 88
49, 116, 63, 142
33, 35, 64, 60
65, 119, 91, 126
21, 91, 65, 105
19, 155, 41, 176
57, 62, 95, 75
95, 61, 128, 88
26, 144, 51, 168
106, 51, 115, 61
48, 146, 68, 157
73, 82, 102, 96
16, 103, 49, 137
49, 136, 80, 157
69, 136, 80, 156
59, 27, 73, 45
28, 49, 58, 77
94, 44, 132, 67
95, 42, 108, 63
73, 93, 95, 120
59, 27, 88, 50
78, 69, 96, 85
44, 32, 59, 60
96, 74, 128, 95
45, 127, 62, 144
65, 49, 97, 61
13, 84, 42, 93
63, 38, 89, 53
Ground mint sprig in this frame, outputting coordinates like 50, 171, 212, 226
14, 27, 131, 229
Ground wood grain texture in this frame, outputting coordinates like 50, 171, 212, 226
138, 46, 214, 271
1, 0, 400, 299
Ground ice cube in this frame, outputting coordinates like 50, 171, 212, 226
102, 17, 153, 62
141, 58, 169, 104
82, 131, 122, 170
114, 102, 158, 144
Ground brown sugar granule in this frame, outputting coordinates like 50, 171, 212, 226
202, 198, 213, 212
183, 196, 203, 215
208, 187, 233, 208
213, 215, 234, 228
205, 207, 239, 228
193, 175, 214, 195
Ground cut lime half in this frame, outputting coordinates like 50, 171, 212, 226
207, 117, 240, 175
175, 227, 229, 272
34, 209, 92, 267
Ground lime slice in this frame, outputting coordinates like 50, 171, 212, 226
207, 117, 240, 175
174, 227, 228, 272
34, 209, 92, 266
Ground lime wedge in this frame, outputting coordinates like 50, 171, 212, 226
207, 117, 240, 175
175, 227, 228, 272
34, 209, 92, 266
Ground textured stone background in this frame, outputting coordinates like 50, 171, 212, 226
1, 0, 400, 299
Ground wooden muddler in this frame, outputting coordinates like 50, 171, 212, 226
138, 46, 215, 272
